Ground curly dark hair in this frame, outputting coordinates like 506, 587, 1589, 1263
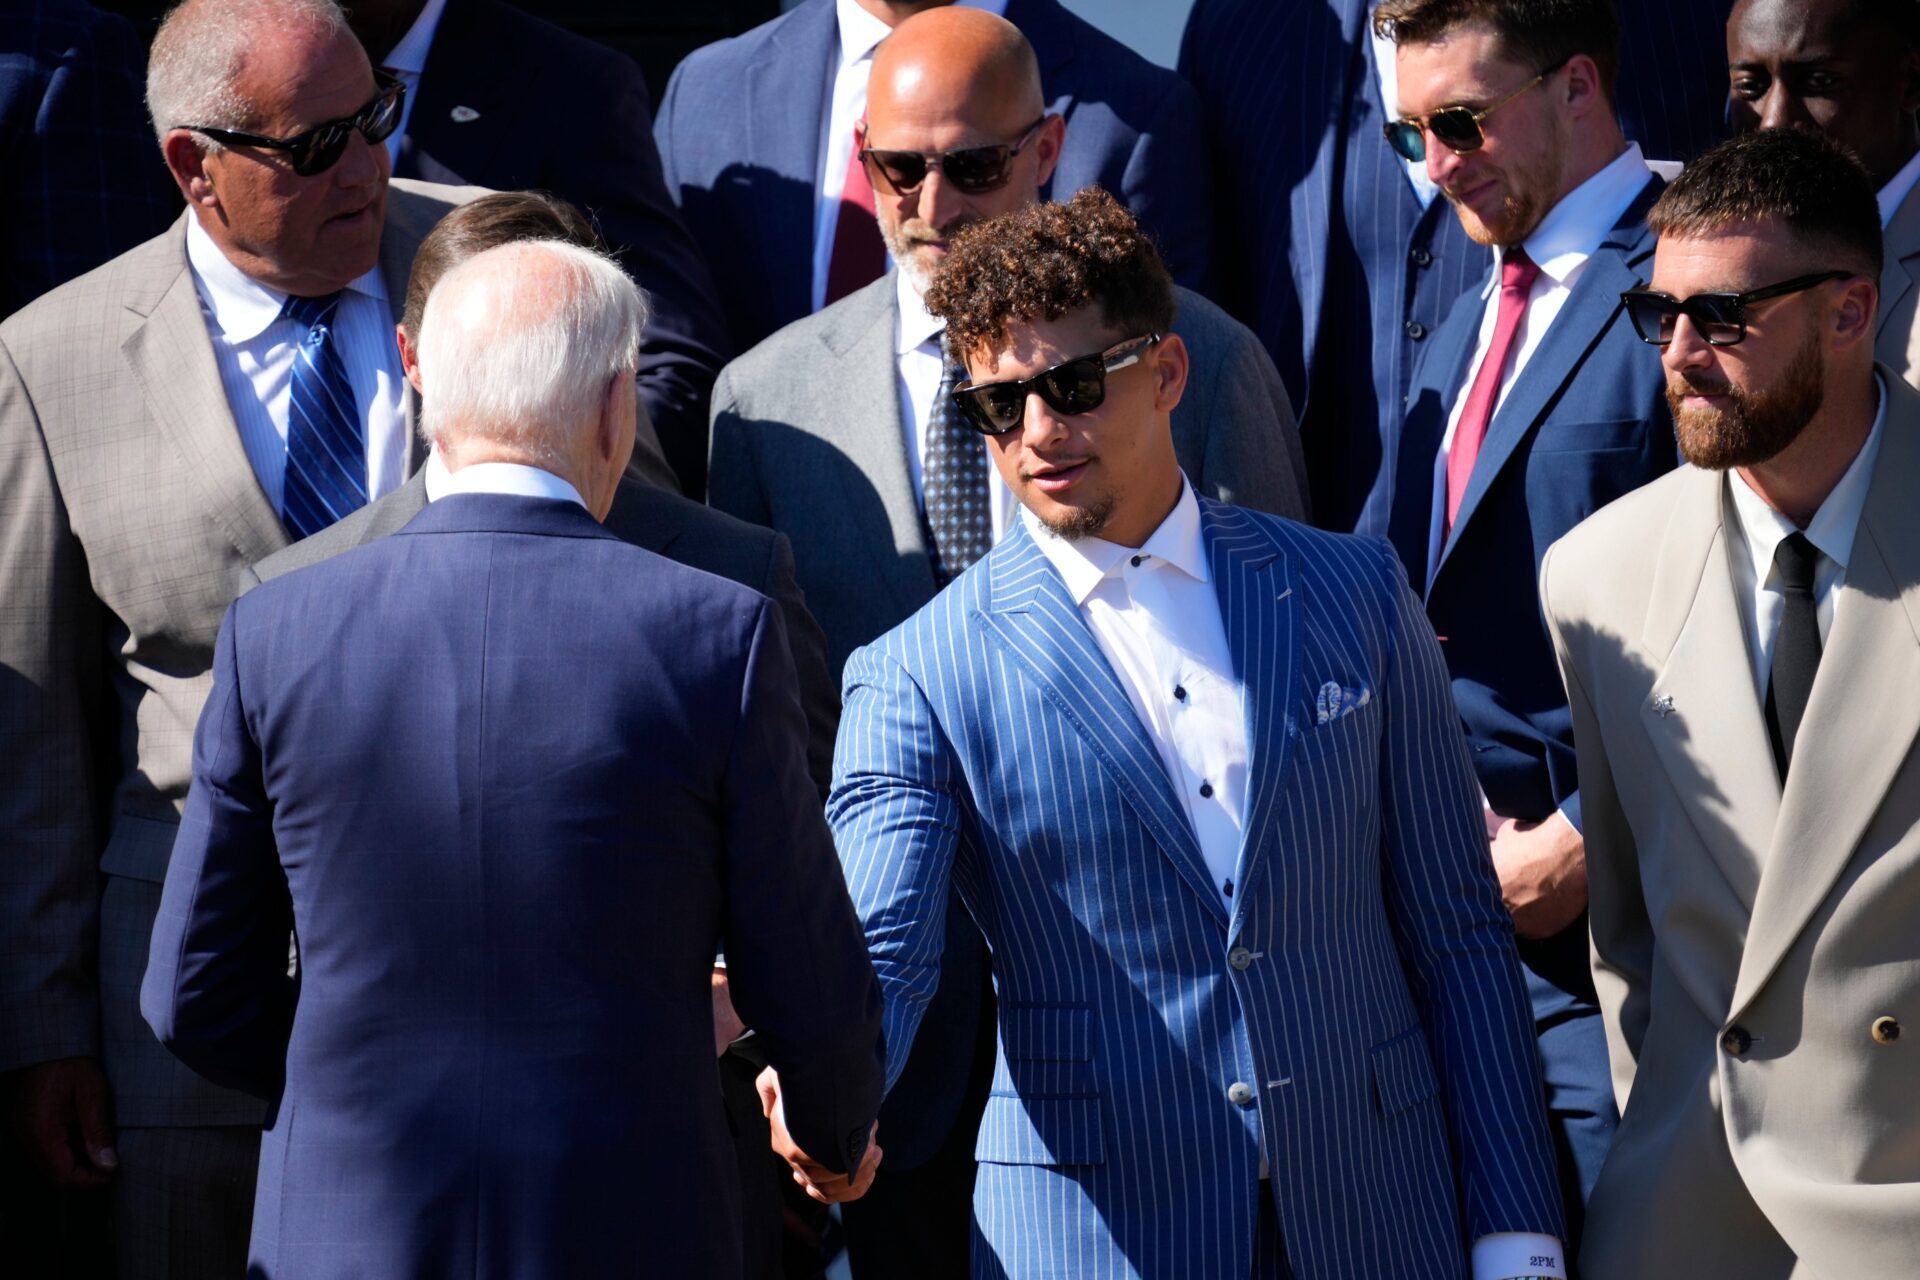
923, 186, 1176, 357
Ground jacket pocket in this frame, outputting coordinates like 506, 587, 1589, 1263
1369, 1025, 1440, 1117
975, 1094, 1106, 1166
99, 812, 182, 884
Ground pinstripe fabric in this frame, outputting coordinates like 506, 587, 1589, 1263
279, 292, 368, 538
830, 499, 1563, 1279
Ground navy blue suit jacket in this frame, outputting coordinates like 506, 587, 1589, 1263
396, 0, 733, 493
1178, 0, 1727, 530
654, 0, 1211, 354
1390, 181, 1677, 1008
143, 495, 884, 1279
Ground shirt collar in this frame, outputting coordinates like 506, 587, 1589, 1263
185, 215, 387, 342
422, 452, 588, 510
1023, 479, 1209, 606
1726, 373, 1888, 577
1879, 147, 1920, 228
896, 268, 944, 355
835, 0, 1010, 71
1486, 142, 1652, 295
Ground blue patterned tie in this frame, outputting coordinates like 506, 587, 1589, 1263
280, 291, 367, 539
922, 348, 993, 584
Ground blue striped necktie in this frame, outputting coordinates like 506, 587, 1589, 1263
280, 290, 368, 539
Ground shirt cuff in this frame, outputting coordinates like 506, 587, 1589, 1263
1472, 1232, 1568, 1280
1557, 790, 1582, 837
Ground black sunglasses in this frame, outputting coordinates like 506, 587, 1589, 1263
952, 334, 1161, 436
859, 116, 1048, 197
1621, 271, 1852, 347
1382, 57, 1569, 163
188, 71, 406, 176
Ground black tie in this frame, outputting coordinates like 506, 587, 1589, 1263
1765, 532, 1823, 780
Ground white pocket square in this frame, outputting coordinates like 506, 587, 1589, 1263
1314, 680, 1372, 725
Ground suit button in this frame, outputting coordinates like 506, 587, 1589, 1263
1229, 947, 1254, 971
1411, 247, 1432, 267
1227, 1081, 1256, 1108
1405, 320, 1428, 340
1721, 1025, 1753, 1057
1872, 1016, 1902, 1045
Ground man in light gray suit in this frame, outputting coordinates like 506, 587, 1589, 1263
705, 10, 1307, 1276
0, 1, 475, 1273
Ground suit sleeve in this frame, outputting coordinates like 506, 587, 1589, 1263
827, 645, 965, 1096
1198, 319, 1311, 524
139, 601, 295, 1101
0, 334, 104, 1070
1541, 541, 1651, 1109
758, 531, 839, 798
706, 365, 773, 527
1120, 76, 1213, 292
719, 599, 884, 1177
1373, 541, 1565, 1242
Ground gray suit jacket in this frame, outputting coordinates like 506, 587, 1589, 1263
1542, 368, 1920, 1278
707, 272, 1310, 677
249, 472, 838, 792
0, 180, 475, 1125
1876, 180, 1920, 389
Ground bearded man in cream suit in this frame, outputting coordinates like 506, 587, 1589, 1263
1543, 128, 1920, 1279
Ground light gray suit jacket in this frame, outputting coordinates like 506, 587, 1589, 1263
0, 180, 477, 1126
707, 272, 1310, 676
1876, 181, 1920, 388
1542, 368, 1920, 1278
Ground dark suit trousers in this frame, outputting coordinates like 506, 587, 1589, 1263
110, 1126, 257, 1280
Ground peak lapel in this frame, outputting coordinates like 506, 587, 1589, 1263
1732, 381, 1920, 1014
1200, 504, 1298, 937
1640, 468, 1778, 914
1876, 187, 1920, 345
980, 525, 1229, 929
122, 248, 290, 566
746, 4, 833, 330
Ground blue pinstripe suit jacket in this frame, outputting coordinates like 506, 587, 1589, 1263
830, 499, 1563, 1279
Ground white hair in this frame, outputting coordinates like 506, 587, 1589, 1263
145, 0, 351, 148
418, 240, 650, 468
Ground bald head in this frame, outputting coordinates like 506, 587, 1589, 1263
860, 7, 1063, 290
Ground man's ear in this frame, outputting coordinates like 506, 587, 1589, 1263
163, 131, 218, 208
1151, 332, 1190, 414
1033, 113, 1067, 188
1832, 275, 1879, 349
1559, 53, 1605, 121
395, 325, 424, 395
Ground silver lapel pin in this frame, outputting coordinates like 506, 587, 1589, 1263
1652, 694, 1675, 717
450, 105, 481, 123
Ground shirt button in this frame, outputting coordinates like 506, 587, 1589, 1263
1229, 947, 1254, 971
1405, 320, 1428, 340
1411, 247, 1432, 267
1721, 1025, 1753, 1057
1130, 554, 1144, 567
1198, 781, 1215, 799
1173, 685, 1188, 702
1872, 1015, 1902, 1045
1227, 1081, 1256, 1108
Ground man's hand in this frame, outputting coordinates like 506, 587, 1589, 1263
755, 1066, 881, 1204
1489, 811, 1588, 940
6, 1056, 118, 1188
711, 968, 746, 1057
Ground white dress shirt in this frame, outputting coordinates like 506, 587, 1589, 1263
1024, 480, 1569, 1280
423, 452, 588, 510
811, 0, 1007, 312
379, 0, 449, 166
1724, 376, 1887, 703
185, 216, 408, 516
896, 270, 1018, 541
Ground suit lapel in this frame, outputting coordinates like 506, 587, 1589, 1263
1876, 183, 1920, 346
1292, 0, 1369, 400
1732, 378, 1920, 1014
980, 525, 1229, 929
747, 1, 834, 329
1641, 467, 1778, 912
122, 228, 290, 566
1200, 503, 1299, 937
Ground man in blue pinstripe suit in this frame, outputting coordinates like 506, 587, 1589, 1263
763, 188, 1566, 1279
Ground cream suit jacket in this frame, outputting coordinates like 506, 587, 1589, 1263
1541, 368, 1920, 1279
0, 181, 479, 1125
1875, 184, 1920, 387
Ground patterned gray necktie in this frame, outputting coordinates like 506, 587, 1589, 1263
922, 347, 993, 584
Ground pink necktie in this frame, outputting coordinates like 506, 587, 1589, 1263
825, 126, 887, 306
1446, 247, 1541, 529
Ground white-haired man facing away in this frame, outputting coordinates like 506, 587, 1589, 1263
139, 239, 887, 1279
0, 0, 481, 1272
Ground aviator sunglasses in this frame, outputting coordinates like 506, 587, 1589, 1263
1620, 271, 1852, 347
952, 333, 1162, 436
187, 71, 406, 176
1381, 56, 1569, 163
859, 116, 1049, 196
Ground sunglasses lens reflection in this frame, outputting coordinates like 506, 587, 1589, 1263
1383, 121, 1425, 162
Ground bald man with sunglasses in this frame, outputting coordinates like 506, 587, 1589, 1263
0, 2, 479, 1273
705, 11, 1304, 1275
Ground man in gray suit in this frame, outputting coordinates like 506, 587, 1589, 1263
705, 10, 1307, 1276
0, 1, 474, 1273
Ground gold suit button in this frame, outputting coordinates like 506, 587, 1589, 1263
1872, 1016, 1902, 1045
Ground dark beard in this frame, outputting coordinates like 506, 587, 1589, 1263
1668, 332, 1824, 470
1034, 494, 1116, 540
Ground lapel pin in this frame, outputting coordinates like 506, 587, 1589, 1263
450, 105, 481, 123
1653, 694, 1675, 717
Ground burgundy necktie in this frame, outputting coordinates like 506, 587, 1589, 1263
824, 126, 887, 306
1446, 247, 1541, 529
